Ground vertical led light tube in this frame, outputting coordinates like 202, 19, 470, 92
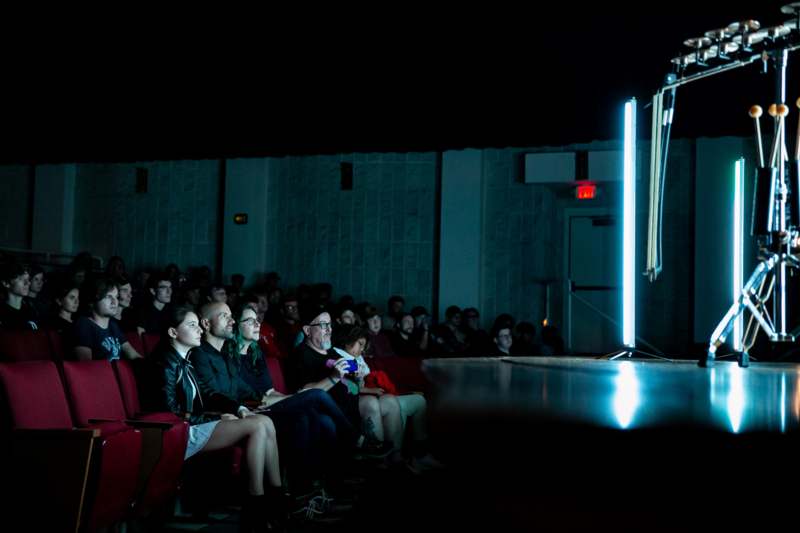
732, 158, 744, 351
623, 99, 636, 348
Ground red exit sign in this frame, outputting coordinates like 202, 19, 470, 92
575, 183, 597, 200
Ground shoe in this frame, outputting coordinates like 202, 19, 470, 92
314, 488, 355, 514
290, 490, 349, 525
240, 495, 271, 533
359, 438, 393, 459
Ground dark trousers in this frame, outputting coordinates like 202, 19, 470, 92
264, 388, 356, 493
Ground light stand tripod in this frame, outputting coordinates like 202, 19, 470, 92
700, 47, 800, 368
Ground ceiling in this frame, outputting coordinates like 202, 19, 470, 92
1, 2, 794, 164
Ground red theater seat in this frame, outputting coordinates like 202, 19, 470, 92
46, 329, 66, 360
369, 356, 429, 394
125, 331, 145, 357
265, 356, 288, 394
65, 360, 188, 516
0, 329, 54, 362
0, 361, 142, 531
142, 333, 162, 356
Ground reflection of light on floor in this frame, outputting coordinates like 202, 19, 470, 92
793, 370, 800, 420
781, 375, 786, 433
727, 365, 745, 434
613, 361, 639, 429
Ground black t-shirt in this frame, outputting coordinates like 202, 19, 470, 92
48, 315, 76, 350
73, 315, 127, 361
390, 330, 424, 357
119, 307, 138, 332
287, 343, 340, 392
287, 343, 360, 426
0, 301, 39, 330
137, 303, 171, 334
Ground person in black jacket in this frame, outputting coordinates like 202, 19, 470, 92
143, 305, 285, 533
194, 301, 358, 518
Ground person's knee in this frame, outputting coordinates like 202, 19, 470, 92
361, 396, 380, 416
302, 388, 328, 404
380, 395, 401, 415
255, 414, 276, 440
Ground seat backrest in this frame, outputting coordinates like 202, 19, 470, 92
112, 360, 141, 418
125, 331, 144, 357
46, 329, 66, 361
141, 333, 161, 356
0, 361, 73, 428
0, 330, 54, 362
265, 357, 287, 394
368, 356, 428, 394
62, 361, 128, 426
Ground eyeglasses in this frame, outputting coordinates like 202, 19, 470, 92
309, 321, 332, 331
284, 304, 298, 310
240, 317, 261, 327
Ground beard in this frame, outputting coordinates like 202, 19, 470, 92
321, 340, 332, 350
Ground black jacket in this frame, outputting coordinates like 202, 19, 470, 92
191, 340, 259, 403
143, 343, 240, 425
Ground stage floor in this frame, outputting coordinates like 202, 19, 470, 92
418, 356, 800, 530
422, 356, 800, 433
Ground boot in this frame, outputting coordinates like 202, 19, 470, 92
240, 494, 270, 533
265, 487, 290, 533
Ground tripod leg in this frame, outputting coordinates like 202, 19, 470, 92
701, 259, 774, 367
738, 351, 750, 368
701, 297, 747, 367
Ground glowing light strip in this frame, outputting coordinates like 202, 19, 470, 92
733, 158, 744, 351
623, 99, 636, 348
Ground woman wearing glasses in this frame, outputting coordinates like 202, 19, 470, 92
226, 304, 361, 519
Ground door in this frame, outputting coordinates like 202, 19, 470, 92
566, 213, 621, 354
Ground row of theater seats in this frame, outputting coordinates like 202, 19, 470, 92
0, 358, 189, 532
0, 329, 163, 363
0, 328, 430, 395
0, 330, 429, 531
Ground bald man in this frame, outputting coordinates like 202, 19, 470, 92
191, 302, 255, 416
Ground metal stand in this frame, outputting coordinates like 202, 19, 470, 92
701, 47, 798, 368
604, 347, 671, 361
701, 253, 800, 367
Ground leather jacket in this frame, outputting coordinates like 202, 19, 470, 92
144, 343, 240, 425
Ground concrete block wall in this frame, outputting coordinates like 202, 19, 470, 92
479, 139, 695, 355
265, 153, 437, 313
0, 165, 32, 250
73, 160, 221, 274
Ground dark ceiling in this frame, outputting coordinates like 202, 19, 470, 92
1, 2, 796, 164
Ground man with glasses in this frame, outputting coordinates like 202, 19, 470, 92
287, 311, 362, 428
191, 302, 258, 416
287, 310, 393, 459
194, 303, 360, 521
136, 273, 173, 335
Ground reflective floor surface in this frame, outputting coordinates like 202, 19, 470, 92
423, 356, 800, 433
